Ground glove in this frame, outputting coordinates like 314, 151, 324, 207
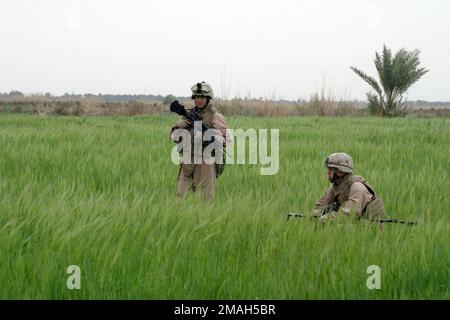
311, 209, 323, 218
318, 213, 330, 223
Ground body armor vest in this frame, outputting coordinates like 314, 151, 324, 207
333, 175, 386, 219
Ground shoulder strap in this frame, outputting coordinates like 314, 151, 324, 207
347, 175, 377, 197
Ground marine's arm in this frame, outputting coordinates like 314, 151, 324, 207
342, 182, 373, 218
169, 118, 191, 142
311, 187, 336, 217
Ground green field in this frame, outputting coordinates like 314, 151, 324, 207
0, 113, 448, 299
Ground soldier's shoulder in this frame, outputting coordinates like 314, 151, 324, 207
350, 181, 369, 192
214, 110, 225, 116
212, 110, 226, 120
347, 175, 367, 184
207, 103, 221, 113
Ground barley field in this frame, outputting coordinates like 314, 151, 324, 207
0, 113, 448, 299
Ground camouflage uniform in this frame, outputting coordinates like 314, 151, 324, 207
170, 82, 229, 200
312, 153, 386, 220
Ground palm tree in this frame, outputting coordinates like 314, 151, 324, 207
351, 45, 429, 117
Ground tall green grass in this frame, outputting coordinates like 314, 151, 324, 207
0, 114, 448, 299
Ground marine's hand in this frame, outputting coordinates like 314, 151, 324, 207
311, 208, 324, 219
318, 213, 330, 223
175, 119, 191, 128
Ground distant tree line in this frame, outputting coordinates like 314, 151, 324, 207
0, 91, 190, 103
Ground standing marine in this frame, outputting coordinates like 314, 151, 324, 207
170, 81, 229, 200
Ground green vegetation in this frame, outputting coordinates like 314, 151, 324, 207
0, 114, 448, 299
351, 45, 429, 117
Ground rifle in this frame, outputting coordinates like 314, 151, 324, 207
286, 197, 340, 221
170, 100, 226, 176
286, 198, 418, 226
170, 100, 211, 133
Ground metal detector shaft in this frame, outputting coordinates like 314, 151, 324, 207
371, 218, 418, 226
286, 212, 418, 226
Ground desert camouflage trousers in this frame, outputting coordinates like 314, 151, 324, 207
177, 163, 216, 200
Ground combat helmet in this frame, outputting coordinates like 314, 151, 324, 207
191, 81, 214, 99
324, 152, 354, 174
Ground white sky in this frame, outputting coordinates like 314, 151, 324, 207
1, 0, 449, 100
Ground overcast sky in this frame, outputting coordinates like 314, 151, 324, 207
1, 0, 449, 100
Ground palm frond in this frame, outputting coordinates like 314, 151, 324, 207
350, 67, 383, 97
